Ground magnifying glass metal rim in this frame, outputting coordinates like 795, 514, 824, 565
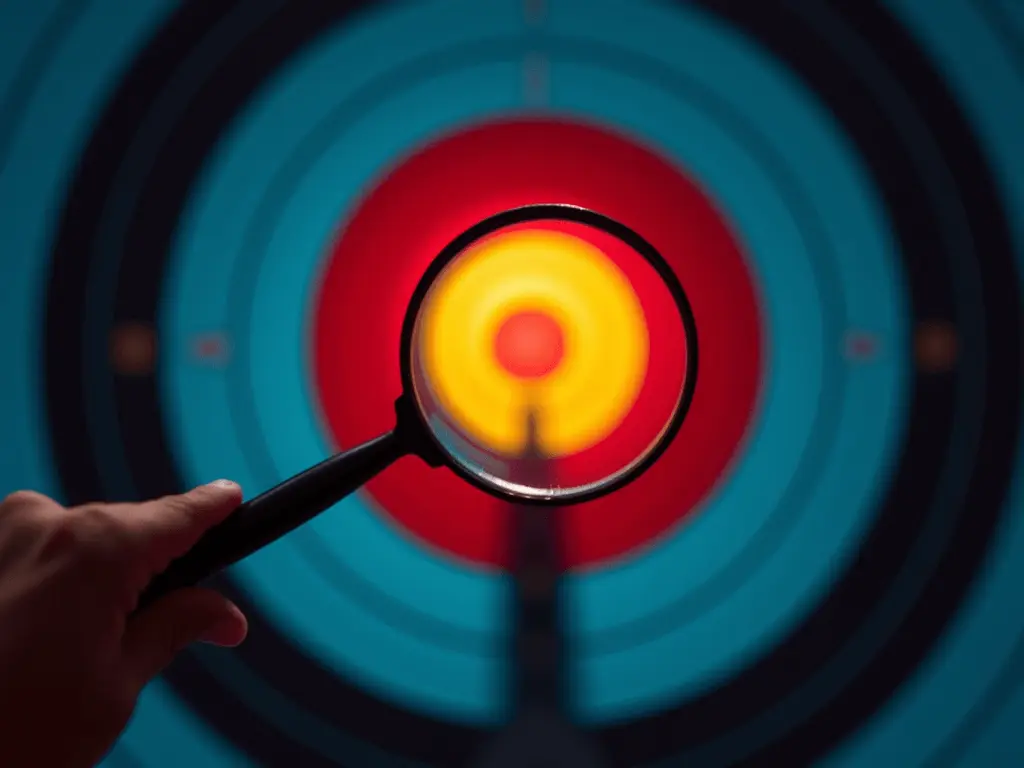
398, 202, 699, 506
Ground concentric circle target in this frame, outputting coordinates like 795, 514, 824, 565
315, 118, 753, 568
0, 0, 1020, 766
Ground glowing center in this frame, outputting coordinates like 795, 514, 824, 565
493, 310, 565, 379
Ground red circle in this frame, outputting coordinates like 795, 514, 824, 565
312, 118, 763, 570
493, 310, 565, 379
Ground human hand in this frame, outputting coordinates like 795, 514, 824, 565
0, 482, 249, 768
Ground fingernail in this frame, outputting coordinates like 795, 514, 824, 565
200, 607, 248, 646
209, 479, 239, 490
199, 618, 245, 647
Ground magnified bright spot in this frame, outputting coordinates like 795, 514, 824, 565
413, 227, 650, 458
493, 310, 565, 379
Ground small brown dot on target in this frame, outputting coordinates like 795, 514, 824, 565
110, 323, 157, 375
190, 332, 231, 366
844, 331, 880, 361
915, 321, 958, 372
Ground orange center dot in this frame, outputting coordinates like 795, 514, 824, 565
493, 310, 565, 379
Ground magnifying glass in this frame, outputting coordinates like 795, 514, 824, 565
139, 204, 698, 608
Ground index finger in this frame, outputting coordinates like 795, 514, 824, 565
122, 481, 243, 574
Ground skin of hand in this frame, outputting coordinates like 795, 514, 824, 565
0, 481, 249, 768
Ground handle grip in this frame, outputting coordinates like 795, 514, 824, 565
137, 431, 405, 611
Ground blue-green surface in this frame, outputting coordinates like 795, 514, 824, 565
0, 0, 1017, 765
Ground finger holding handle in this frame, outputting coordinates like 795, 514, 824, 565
136, 430, 406, 611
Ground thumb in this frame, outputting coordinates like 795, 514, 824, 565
120, 587, 248, 687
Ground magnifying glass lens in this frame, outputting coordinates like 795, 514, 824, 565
408, 221, 692, 502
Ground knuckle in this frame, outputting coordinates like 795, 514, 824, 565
2, 489, 51, 510
76, 504, 117, 533
42, 515, 87, 555
1, 492, 55, 535
44, 506, 121, 564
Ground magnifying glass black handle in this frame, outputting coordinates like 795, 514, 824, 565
136, 431, 406, 612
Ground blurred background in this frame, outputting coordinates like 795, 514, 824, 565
0, 0, 1022, 765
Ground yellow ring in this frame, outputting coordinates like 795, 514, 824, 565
416, 229, 649, 456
